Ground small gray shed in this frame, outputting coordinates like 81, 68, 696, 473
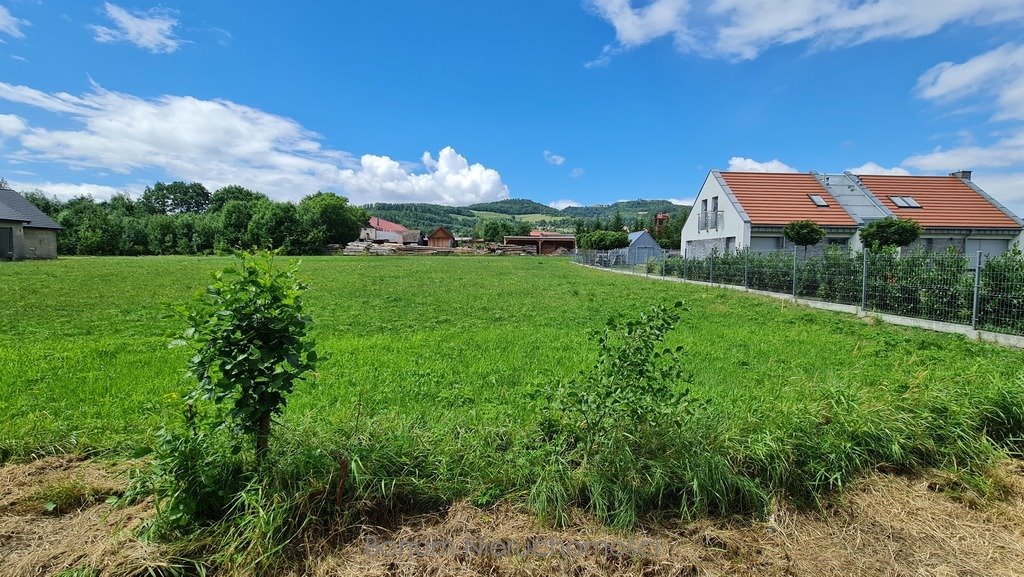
614, 231, 663, 264
0, 187, 61, 260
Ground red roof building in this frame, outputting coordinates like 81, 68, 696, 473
680, 169, 1022, 258
368, 216, 409, 233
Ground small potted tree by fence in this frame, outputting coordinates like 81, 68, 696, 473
783, 220, 826, 256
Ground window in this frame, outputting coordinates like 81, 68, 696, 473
701, 199, 708, 213
711, 196, 719, 212
889, 196, 921, 208
809, 194, 829, 207
826, 237, 848, 246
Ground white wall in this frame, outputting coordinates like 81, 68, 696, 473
679, 172, 748, 256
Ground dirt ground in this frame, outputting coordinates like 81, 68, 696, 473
2, 455, 1024, 577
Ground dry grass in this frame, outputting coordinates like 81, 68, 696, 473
0, 455, 164, 577
3, 456, 1024, 577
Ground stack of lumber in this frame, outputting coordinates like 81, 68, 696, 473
368, 243, 402, 255
341, 241, 372, 255
491, 244, 537, 256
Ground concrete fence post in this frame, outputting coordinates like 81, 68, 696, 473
971, 250, 982, 329
861, 248, 868, 312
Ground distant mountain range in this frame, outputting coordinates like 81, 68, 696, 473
362, 198, 688, 236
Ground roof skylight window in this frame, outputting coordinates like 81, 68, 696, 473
809, 194, 829, 207
889, 196, 921, 208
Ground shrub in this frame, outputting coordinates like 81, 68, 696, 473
174, 250, 319, 461
537, 301, 692, 527
578, 230, 629, 250
860, 217, 922, 250
784, 220, 825, 254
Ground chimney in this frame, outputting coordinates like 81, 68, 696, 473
949, 170, 972, 181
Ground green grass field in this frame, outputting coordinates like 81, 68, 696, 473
2, 256, 1023, 524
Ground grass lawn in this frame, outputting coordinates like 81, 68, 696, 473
2, 256, 1023, 522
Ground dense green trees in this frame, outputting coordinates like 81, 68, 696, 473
473, 218, 532, 242
578, 230, 629, 250
25, 185, 367, 256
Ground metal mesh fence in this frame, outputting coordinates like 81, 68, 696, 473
573, 247, 1024, 336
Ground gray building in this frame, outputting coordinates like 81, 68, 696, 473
0, 187, 61, 260
614, 230, 663, 264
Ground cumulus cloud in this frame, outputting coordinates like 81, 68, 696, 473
338, 147, 509, 206
543, 150, 566, 165
726, 156, 798, 172
585, 0, 1024, 61
90, 2, 183, 54
549, 199, 582, 210
917, 42, 1024, 122
0, 6, 28, 38
570, 167, 586, 178
846, 162, 910, 175
0, 82, 510, 205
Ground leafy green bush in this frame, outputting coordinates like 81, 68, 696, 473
578, 230, 629, 250
978, 246, 1024, 333
537, 302, 692, 527
174, 251, 319, 461
860, 217, 922, 250
784, 220, 826, 254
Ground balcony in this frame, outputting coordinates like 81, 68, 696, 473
698, 210, 724, 232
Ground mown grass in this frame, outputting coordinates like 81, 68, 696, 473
2, 256, 1023, 531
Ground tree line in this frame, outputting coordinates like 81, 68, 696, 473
22, 182, 369, 256
571, 207, 690, 250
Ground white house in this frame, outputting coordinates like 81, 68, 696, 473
680, 170, 1023, 258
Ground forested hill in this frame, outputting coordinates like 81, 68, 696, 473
465, 198, 559, 216
559, 199, 684, 220
362, 198, 690, 237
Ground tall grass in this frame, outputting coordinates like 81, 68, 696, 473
2, 257, 1024, 572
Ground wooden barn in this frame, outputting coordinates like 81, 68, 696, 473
427, 226, 455, 248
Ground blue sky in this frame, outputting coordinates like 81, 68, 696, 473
1, 1, 1023, 214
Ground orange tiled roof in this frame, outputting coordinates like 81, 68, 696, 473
856, 175, 1020, 229
719, 172, 856, 226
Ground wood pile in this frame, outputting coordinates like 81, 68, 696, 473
342, 241, 372, 255
490, 244, 537, 256
339, 241, 543, 256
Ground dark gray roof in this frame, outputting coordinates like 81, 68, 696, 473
0, 187, 61, 229
0, 198, 28, 223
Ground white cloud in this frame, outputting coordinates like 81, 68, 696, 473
0, 82, 510, 205
570, 167, 586, 178
846, 162, 910, 175
586, 0, 1024, 61
726, 156, 798, 172
587, 0, 690, 46
549, 199, 582, 210
905, 44, 1024, 216
0, 114, 27, 137
338, 147, 509, 206
90, 2, 182, 54
543, 150, 566, 165
9, 180, 127, 201
917, 43, 1024, 122
0, 6, 28, 38
666, 198, 690, 205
